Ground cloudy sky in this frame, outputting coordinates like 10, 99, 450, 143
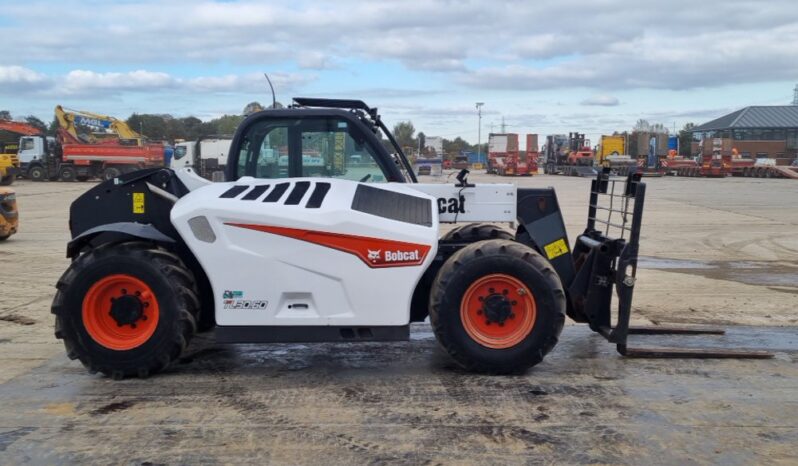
1, 0, 797, 144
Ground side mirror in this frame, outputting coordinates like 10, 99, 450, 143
455, 168, 474, 187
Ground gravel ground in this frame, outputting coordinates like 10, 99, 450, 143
0, 173, 796, 464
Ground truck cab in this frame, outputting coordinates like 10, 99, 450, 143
171, 138, 233, 180
17, 135, 55, 174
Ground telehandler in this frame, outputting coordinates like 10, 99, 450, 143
52, 98, 769, 379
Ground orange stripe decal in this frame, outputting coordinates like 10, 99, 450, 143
226, 223, 431, 268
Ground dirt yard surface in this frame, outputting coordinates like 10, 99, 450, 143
1, 174, 797, 464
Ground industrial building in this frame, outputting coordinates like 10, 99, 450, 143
690, 106, 798, 162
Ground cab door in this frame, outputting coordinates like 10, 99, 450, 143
233, 115, 396, 183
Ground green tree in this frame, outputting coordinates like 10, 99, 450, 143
211, 114, 245, 135
25, 116, 47, 134
48, 117, 59, 136
180, 116, 203, 140
0, 110, 11, 120
392, 121, 416, 149
678, 122, 695, 156
243, 102, 264, 115
443, 137, 470, 155
126, 114, 168, 140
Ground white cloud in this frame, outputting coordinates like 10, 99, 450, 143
2, 0, 797, 91
0, 65, 50, 92
62, 70, 177, 93
581, 95, 620, 106
0, 66, 315, 99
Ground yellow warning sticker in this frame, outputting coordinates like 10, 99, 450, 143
132, 192, 145, 214
544, 238, 569, 260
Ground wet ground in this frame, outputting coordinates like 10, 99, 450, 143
639, 256, 798, 290
1, 175, 797, 463
1, 324, 796, 465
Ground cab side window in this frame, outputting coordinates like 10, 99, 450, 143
235, 117, 387, 182
300, 119, 385, 183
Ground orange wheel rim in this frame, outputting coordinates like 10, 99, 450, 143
460, 274, 536, 349
82, 274, 160, 351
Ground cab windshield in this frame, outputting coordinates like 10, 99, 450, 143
174, 145, 188, 160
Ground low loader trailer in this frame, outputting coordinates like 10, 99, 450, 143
51, 98, 771, 379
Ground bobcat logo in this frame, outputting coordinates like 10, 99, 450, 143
367, 249, 381, 262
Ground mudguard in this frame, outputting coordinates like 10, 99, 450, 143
67, 222, 175, 258
67, 168, 188, 257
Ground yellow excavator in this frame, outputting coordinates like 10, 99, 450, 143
55, 105, 145, 145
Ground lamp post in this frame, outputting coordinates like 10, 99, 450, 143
476, 102, 484, 164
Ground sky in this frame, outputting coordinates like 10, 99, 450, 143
1, 0, 797, 146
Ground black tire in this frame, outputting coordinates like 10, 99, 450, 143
28, 165, 47, 182
103, 167, 121, 181
410, 223, 516, 323
52, 242, 199, 379
441, 222, 515, 242
0, 233, 9, 241
59, 166, 77, 182
429, 239, 566, 374
0, 175, 13, 186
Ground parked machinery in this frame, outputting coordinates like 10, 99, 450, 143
52, 98, 770, 379
543, 133, 597, 177
596, 135, 637, 176
0, 119, 42, 185
0, 186, 18, 240
17, 106, 164, 182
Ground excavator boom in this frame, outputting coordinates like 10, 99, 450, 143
0, 120, 43, 136
54, 105, 144, 143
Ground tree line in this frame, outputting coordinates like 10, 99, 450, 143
392, 120, 487, 156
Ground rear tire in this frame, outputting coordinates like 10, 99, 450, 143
429, 239, 566, 374
52, 242, 199, 379
59, 166, 77, 182
0, 175, 13, 186
103, 167, 121, 181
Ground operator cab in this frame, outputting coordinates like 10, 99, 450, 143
225, 98, 417, 184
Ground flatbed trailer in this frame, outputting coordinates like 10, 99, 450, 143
543, 163, 598, 177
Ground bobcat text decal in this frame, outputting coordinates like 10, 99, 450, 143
226, 223, 431, 268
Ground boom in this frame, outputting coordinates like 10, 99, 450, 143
0, 119, 43, 136
54, 105, 144, 143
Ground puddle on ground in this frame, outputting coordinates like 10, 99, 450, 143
638, 256, 798, 289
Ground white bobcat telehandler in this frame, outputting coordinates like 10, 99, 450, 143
52, 98, 770, 379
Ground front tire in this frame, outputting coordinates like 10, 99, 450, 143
429, 239, 566, 373
441, 222, 515, 242
28, 165, 47, 182
52, 242, 199, 379
409, 223, 515, 323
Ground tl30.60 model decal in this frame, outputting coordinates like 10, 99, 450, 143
225, 223, 431, 268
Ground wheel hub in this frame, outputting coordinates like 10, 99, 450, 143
481, 293, 514, 325
461, 274, 537, 349
82, 274, 160, 351
109, 294, 145, 327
